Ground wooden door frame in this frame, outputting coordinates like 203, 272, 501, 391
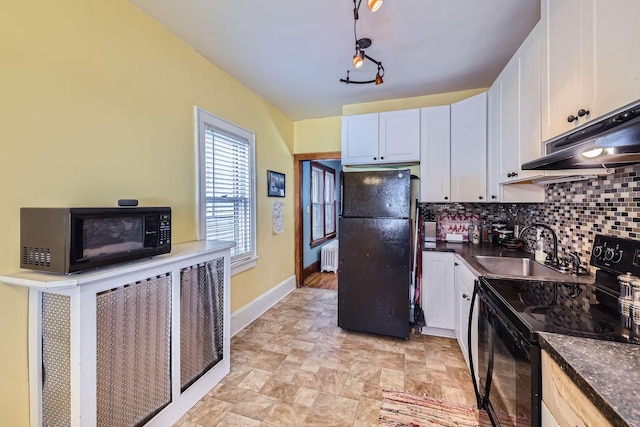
294, 152, 341, 287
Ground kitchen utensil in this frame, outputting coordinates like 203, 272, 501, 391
618, 273, 637, 315
499, 238, 524, 249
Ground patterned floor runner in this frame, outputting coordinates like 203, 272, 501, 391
378, 390, 491, 427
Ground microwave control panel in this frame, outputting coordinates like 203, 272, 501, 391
159, 213, 171, 246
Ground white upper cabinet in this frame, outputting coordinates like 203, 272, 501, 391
341, 113, 380, 165
486, 23, 545, 203
541, 0, 640, 141
519, 24, 544, 170
420, 105, 451, 202
498, 53, 521, 184
499, 23, 546, 188
486, 81, 501, 202
379, 109, 421, 163
590, 0, 640, 117
341, 109, 420, 166
541, 0, 587, 139
451, 92, 487, 203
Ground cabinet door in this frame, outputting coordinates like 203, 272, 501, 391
455, 259, 478, 377
519, 23, 543, 169
420, 105, 451, 202
451, 92, 487, 202
591, 0, 640, 117
422, 252, 455, 332
378, 109, 420, 164
541, 0, 591, 140
341, 113, 379, 165
486, 80, 501, 202
499, 56, 520, 184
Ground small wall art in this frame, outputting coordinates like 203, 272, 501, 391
267, 170, 285, 197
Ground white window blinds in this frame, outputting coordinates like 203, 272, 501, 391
197, 108, 256, 266
310, 162, 336, 245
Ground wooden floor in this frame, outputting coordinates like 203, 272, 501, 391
303, 271, 338, 290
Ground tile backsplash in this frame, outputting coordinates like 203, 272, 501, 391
421, 164, 640, 268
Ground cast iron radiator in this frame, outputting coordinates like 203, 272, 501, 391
180, 258, 225, 391
96, 274, 172, 427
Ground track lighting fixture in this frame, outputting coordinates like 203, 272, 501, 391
340, 0, 386, 85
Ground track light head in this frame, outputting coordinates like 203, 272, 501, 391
368, 0, 383, 12
353, 52, 364, 69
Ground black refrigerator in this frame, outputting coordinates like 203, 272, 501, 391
338, 169, 411, 339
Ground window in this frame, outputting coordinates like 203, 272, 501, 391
310, 162, 336, 247
196, 107, 257, 272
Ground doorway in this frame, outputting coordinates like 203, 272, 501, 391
293, 152, 341, 288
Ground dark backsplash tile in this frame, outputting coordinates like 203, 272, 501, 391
420, 164, 640, 265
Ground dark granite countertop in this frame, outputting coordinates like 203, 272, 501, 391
424, 242, 636, 425
539, 333, 640, 427
422, 241, 595, 285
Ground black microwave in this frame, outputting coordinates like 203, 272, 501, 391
20, 207, 171, 274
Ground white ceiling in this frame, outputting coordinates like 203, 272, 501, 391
129, 0, 540, 121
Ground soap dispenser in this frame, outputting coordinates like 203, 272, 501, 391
535, 229, 547, 263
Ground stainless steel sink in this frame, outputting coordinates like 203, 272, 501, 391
474, 255, 568, 280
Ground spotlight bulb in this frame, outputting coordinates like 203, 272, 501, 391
353, 54, 364, 69
368, 0, 383, 12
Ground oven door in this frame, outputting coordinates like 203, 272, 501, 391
476, 285, 540, 426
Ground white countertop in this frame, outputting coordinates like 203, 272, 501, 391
0, 240, 235, 290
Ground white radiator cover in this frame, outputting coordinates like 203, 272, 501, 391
0, 240, 233, 427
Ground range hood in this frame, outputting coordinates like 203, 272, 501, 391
522, 100, 640, 170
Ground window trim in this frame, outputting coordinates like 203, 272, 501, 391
195, 106, 257, 272
309, 161, 337, 248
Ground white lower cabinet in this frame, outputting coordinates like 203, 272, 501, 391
421, 252, 455, 337
454, 257, 478, 378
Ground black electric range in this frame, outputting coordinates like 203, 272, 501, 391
479, 234, 640, 345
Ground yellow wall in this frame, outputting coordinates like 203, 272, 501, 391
0, 0, 293, 424
342, 87, 488, 116
293, 116, 342, 154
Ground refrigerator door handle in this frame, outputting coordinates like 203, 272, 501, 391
340, 171, 344, 217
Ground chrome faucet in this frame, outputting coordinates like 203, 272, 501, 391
518, 224, 559, 266
568, 252, 584, 276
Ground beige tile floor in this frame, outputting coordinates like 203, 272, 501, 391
175, 287, 476, 426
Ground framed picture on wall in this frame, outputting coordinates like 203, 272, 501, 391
267, 170, 285, 197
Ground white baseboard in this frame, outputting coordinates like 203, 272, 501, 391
230, 275, 296, 336
421, 326, 456, 339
